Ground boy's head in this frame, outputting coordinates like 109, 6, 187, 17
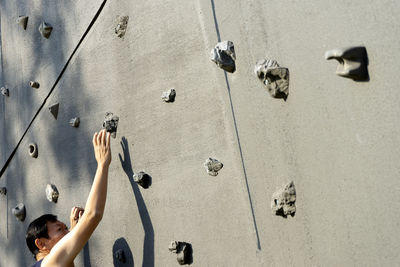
26, 214, 69, 259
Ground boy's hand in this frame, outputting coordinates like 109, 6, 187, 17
70, 206, 84, 230
93, 129, 111, 167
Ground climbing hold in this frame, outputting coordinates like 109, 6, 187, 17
133, 171, 151, 189
29, 81, 40, 88
12, 203, 26, 221
69, 117, 80, 127
204, 158, 223, 176
271, 181, 296, 217
210, 40, 236, 73
169, 241, 192, 265
254, 59, 289, 100
0, 187, 6, 195
29, 143, 38, 158
48, 103, 59, 119
38, 21, 53, 39
114, 249, 126, 263
161, 88, 176, 102
46, 184, 59, 203
115, 16, 129, 38
325, 46, 369, 81
1, 87, 9, 97
102, 112, 119, 138
17, 16, 28, 30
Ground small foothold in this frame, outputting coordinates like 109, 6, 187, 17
114, 249, 126, 263
325, 46, 369, 81
115, 16, 129, 38
254, 59, 289, 100
69, 117, 80, 127
133, 171, 152, 189
48, 103, 59, 119
29, 143, 38, 158
29, 81, 40, 88
102, 112, 119, 138
17, 16, 28, 30
12, 203, 26, 221
161, 88, 176, 102
204, 158, 223, 176
46, 184, 59, 203
39, 21, 53, 39
1, 87, 9, 97
0, 187, 6, 195
271, 181, 296, 217
169, 241, 192, 265
210, 40, 236, 73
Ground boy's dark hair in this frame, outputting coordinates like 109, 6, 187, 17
26, 214, 58, 258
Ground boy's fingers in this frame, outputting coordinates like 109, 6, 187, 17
106, 132, 110, 147
93, 132, 98, 146
102, 129, 106, 145
97, 130, 102, 145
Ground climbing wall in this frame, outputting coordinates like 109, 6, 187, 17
1, 0, 400, 266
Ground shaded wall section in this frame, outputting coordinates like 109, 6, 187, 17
1, 0, 400, 266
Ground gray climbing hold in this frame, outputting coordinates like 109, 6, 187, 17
210, 40, 236, 73
46, 184, 59, 203
48, 103, 59, 119
29, 143, 38, 158
17, 16, 28, 30
38, 21, 53, 39
115, 16, 129, 38
114, 249, 126, 263
69, 117, 80, 127
325, 46, 369, 81
133, 171, 151, 189
271, 181, 296, 217
204, 158, 223, 176
161, 88, 176, 102
29, 81, 40, 88
102, 112, 119, 138
254, 59, 289, 100
12, 203, 26, 221
0, 187, 6, 195
169, 241, 192, 265
1, 87, 9, 97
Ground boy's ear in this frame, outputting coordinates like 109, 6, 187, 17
34, 238, 47, 250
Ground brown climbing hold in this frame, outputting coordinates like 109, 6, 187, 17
12, 203, 26, 221
46, 184, 59, 203
48, 103, 59, 119
39, 21, 53, 39
29, 143, 38, 158
271, 181, 296, 217
254, 59, 289, 100
325, 46, 369, 81
17, 16, 28, 30
115, 16, 129, 38
204, 158, 223, 176
210, 40, 236, 73
30, 81, 40, 88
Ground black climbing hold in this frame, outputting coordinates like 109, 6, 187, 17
49, 103, 59, 119
204, 158, 223, 176
29, 81, 40, 88
46, 184, 59, 203
1, 87, 9, 97
0, 187, 6, 195
17, 16, 28, 30
29, 143, 38, 158
12, 203, 26, 221
39, 21, 53, 39
169, 241, 193, 265
102, 112, 119, 138
162, 88, 176, 102
114, 249, 126, 263
211, 40, 236, 73
133, 171, 152, 189
69, 117, 80, 127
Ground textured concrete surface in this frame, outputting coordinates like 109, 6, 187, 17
1, 0, 400, 266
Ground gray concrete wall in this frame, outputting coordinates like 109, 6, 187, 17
1, 0, 400, 266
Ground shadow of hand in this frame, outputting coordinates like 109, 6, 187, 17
118, 136, 134, 177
